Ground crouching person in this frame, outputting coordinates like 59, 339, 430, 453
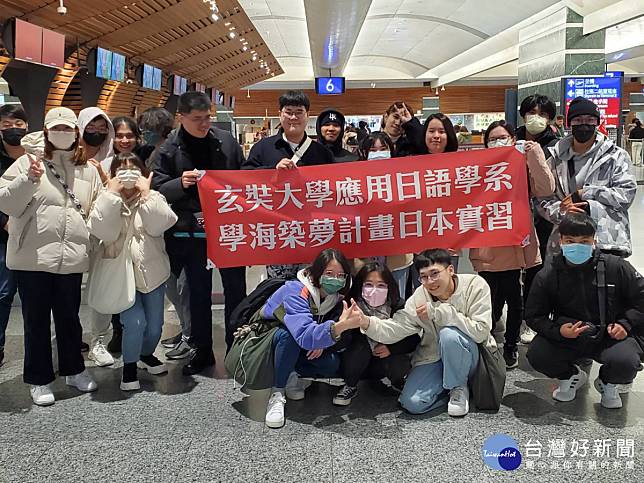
262, 248, 358, 429
349, 249, 494, 417
88, 152, 177, 391
526, 213, 644, 409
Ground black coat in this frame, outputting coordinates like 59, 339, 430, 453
243, 132, 334, 169
516, 125, 558, 150
393, 117, 426, 157
151, 127, 244, 233
315, 110, 359, 163
525, 253, 644, 346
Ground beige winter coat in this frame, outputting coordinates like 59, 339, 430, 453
88, 190, 177, 293
0, 146, 103, 274
364, 274, 496, 367
469, 144, 555, 272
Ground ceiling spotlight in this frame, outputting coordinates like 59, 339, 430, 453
441, 85, 445, 91
211, 13, 219, 20
228, 31, 236, 39
252, 54, 258, 61
225, 22, 231, 26
242, 46, 248, 51
435, 88, 439, 95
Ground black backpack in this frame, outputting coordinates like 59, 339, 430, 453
228, 277, 289, 333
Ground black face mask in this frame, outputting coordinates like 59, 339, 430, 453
571, 124, 596, 144
1, 127, 27, 146
83, 131, 107, 147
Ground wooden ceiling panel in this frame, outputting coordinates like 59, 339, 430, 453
0, 0, 283, 89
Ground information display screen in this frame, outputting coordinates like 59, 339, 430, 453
111, 53, 126, 82
315, 77, 345, 95
96, 47, 113, 80
563, 76, 622, 129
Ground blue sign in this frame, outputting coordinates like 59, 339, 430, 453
316, 77, 345, 95
605, 71, 623, 78
563, 75, 622, 128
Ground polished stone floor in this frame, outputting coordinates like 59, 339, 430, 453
1, 188, 643, 482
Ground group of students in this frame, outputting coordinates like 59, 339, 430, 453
0, 89, 641, 431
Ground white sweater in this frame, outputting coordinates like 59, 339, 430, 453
364, 274, 496, 367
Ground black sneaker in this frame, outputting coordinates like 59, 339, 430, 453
165, 339, 192, 360
120, 362, 140, 391
504, 346, 519, 369
137, 354, 168, 375
332, 385, 358, 406
161, 332, 182, 349
182, 348, 216, 376
107, 327, 122, 354
80, 341, 89, 352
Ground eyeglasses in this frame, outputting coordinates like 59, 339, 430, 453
323, 271, 347, 280
418, 267, 447, 283
281, 109, 306, 119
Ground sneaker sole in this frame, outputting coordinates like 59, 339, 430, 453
120, 380, 141, 391
332, 397, 353, 406
137, 362, 168, 375
165, 350, 192, 360
593, 378, 623, 409
285, 392, 305, 401
65, 383, 98, 393
265, 419, 285, 429
32, 397, 55, 406
87, 354, 114, 367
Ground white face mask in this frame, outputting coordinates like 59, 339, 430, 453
47, 131, 76, 150
117, 169, 142, 189
525, 114, 548, 135
368, 150, 391, 160
488, 138, 513, 148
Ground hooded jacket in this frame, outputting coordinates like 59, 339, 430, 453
315, 109, 359, 163
525, 252, 644, 345
78, 107, 115, 163
0, 131, 103, 274
538, 133, 636, 257
260, 269, 344, 350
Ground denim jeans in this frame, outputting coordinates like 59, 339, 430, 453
399, 326, 479, 414
272, 327, 340, 388
0, 242, 17, 349
120, 284, 166, 364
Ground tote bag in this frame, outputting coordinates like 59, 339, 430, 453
87, 219, 136, 315
469, 343, 506, 411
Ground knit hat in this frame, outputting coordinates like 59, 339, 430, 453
318, 109, 344, 127
567, 97, 600, 124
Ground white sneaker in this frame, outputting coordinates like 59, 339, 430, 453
303, 377, 345, 387
30, 385, 55, 406
65, 369, 98, 392
285, 372, 311, 400
88, 338, 114, 367
552, 365, 588, 402
594, 377, 623, 409
448, 386, 469, 417
519, 324, 536, 344
265, 392, 286, 428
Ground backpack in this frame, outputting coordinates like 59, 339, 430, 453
228, 277, 289, 334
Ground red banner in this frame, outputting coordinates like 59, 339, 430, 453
197, 147, 532, 268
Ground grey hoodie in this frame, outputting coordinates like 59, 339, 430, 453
78, 107, 115, 163
538, 133, 637, 256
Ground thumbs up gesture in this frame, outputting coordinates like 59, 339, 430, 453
27, 155, 44, 182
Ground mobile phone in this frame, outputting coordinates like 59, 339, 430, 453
571, 191, 582, 204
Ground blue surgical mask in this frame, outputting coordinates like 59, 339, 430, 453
368, 150, 391, 160
142, 130, 162, 146
561, 243, 593, 265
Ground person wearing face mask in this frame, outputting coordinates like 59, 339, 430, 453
138, 107, 175, 166
0, 105, 28, 365
88, 152, 177, 391
79, 107, 115, 182
262, 249, 357, 428
538, 96, 636, 259
0, 107, 103, 406
333, 262, 420, 406
347, 249, 496, 417
315, 109, 359, 163
525, 213, 644, 409
469, 120, 554, 369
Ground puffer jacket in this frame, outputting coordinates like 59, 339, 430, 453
469, 143, 555, 272
538, 133, 637, 257
364, 274, 496, 367
88, 190, 177, 293
0, 132, 103, 274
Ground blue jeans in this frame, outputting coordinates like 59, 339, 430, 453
120, 284, 166, 364
399, 326, 479, 414
0, 242, 17, 349
272, 327, 340, 388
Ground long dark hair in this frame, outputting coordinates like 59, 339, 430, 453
305, 248, 352, 296
423, 113, 458, 153
350, 262, 403, 310
109, 152, 150, 179
112, 116, 141, 154
358, 132, 395, 160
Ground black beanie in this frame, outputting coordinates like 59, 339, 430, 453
318, 109, 345, 127
567, 97, 600, 124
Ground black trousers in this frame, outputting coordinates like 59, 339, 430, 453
527, 334, 643, 385
166, 237, 246, 351
15, 270, 85, 385
480, 270, 523, 349
341, 332, 412, 388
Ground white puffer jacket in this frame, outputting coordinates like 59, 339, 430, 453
0, 132, 103, 274
88, 190, 177, 293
